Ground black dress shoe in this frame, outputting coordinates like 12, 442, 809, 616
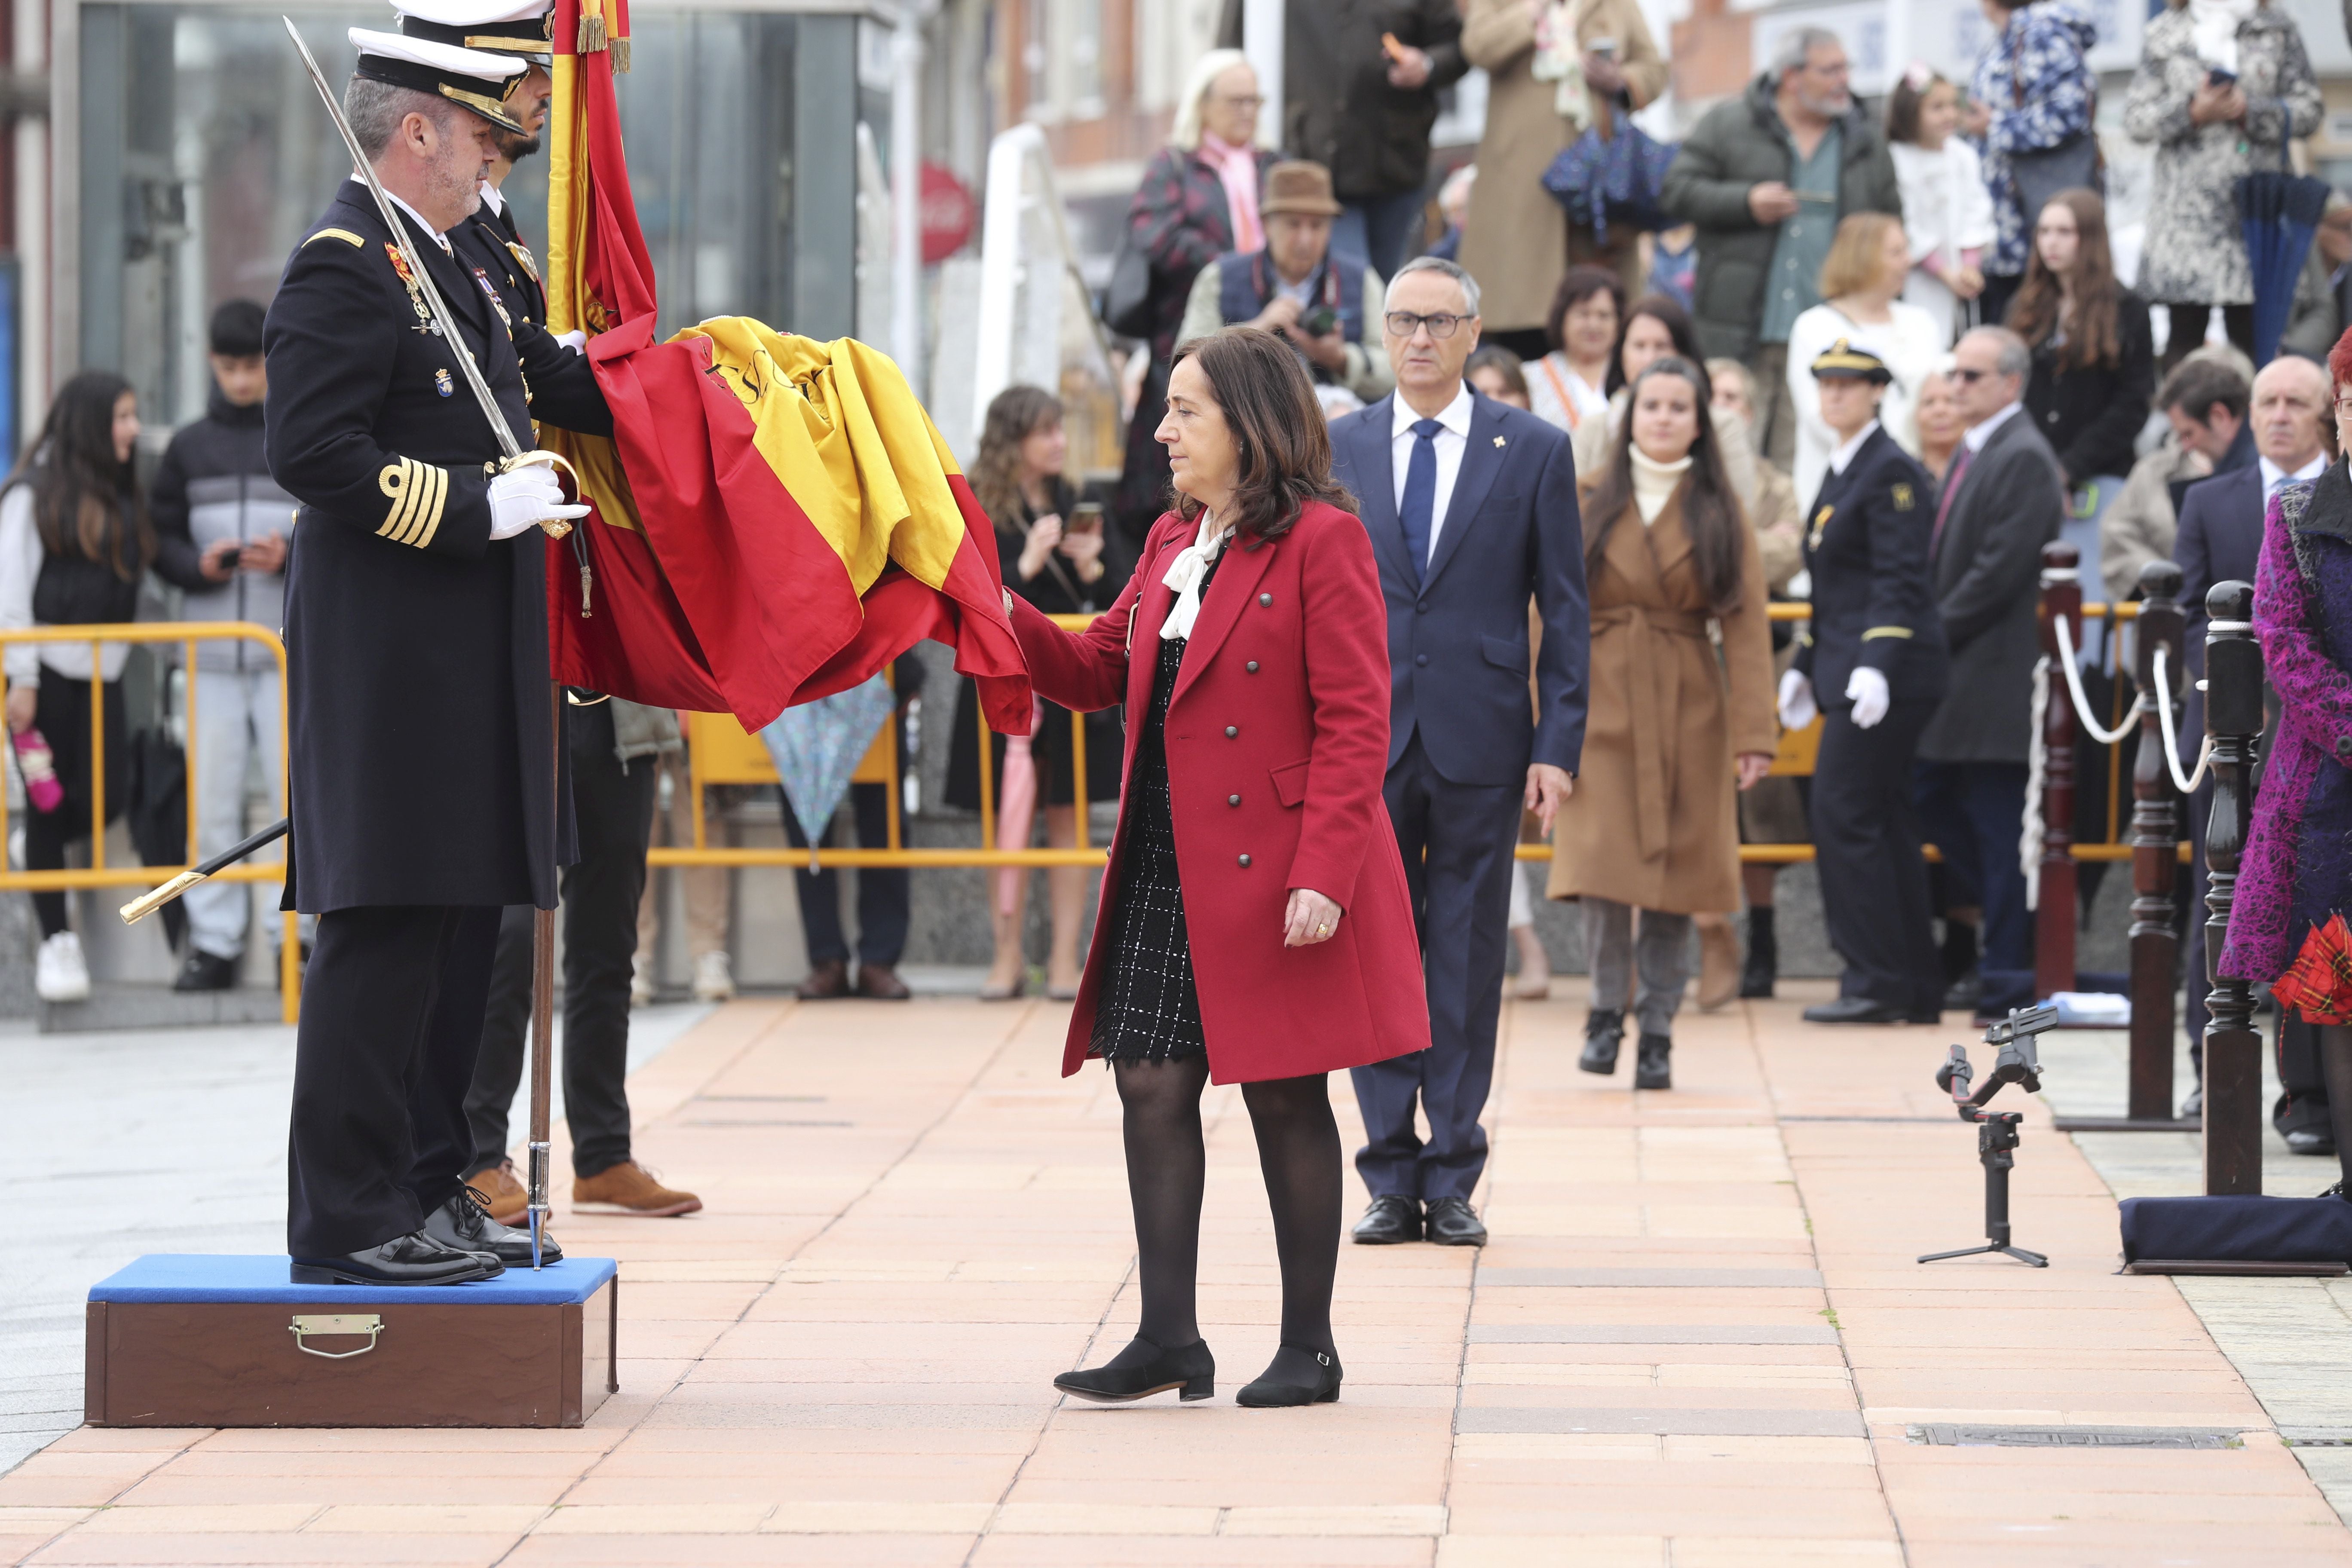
1739, 909, 1776, 999
1634, 1032, 1671, 1090
290, 1230, 496, 1286
2288, 1127, 2340, 1156
424, 1186, 557, 1267
2181, 1087, 2204, 1120
173, 950, 237, 992
1351, 1195, 1422, 1245
1803, 995, 1910, 1025
1236, 1344, 1342, 1407
1943, 970, 1982, 1015
1424, 1196, 1487, 1246
1580, 1008, 1625, 1074
1054, 1335, 1214, 1403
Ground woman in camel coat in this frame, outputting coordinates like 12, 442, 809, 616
1548, 358, 1777, 1089
1459, 0, 1669, 356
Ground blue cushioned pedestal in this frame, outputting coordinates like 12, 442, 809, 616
89, 1253, 617, 1306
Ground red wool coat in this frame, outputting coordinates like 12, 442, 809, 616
1008, 501, 1431, 1083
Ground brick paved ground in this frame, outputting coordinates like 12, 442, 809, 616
3, 986, 2349, 1566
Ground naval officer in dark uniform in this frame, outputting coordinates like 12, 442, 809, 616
1776, 341, 1951, 1026
265, 28, 606, 1285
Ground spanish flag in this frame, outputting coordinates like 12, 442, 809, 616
539, 0, 1031, 734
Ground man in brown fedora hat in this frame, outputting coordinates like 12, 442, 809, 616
1178, 159, 1393, 405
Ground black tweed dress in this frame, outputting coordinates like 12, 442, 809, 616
1088, 552, 1223, 1063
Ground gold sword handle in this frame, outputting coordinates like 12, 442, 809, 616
493, 450, 584, 539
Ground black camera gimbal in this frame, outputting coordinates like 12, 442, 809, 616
1918, 1004, 2059, 1268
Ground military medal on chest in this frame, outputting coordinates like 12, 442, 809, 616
384, 243, 439, 334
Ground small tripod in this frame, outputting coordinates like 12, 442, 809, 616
1918, 1004, 2058, 1269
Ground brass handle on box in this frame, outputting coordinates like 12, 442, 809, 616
288, 1313, 384, 1359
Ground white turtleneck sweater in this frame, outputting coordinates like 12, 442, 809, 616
1630, 447, 1693, 524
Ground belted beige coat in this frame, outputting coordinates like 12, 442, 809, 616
1547, 484, 1776, 914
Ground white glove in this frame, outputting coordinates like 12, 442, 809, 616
1845, 665, 1890, 729
487, 466, 590, 541
1776, 669, 1818, 731
554, 329, 587, 355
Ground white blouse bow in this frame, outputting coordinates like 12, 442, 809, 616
1159, 515, 1234, 641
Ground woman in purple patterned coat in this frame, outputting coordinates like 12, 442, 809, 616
2219, 328, 2352, 1194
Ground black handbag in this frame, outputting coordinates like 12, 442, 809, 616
1103, 232, 1156, 340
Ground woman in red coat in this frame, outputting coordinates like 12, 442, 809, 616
1006, 328, 1428, 1409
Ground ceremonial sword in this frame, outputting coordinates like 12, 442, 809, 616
275, 18, 569, 1269
281, 15, 578, 536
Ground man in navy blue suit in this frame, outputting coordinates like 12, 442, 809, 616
1326, 256, 1590, 1247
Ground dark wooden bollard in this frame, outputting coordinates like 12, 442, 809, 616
2034, 541, 2081, 1003
2202, 580, 2264, 1195
2128, 561, 2186, 1121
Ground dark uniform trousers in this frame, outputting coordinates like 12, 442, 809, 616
288, 905, 503, 1256
465, 700, 657, 1180
1814, 700, 1942, 1015
781, 780, 909, 968
1350, 732, 1523, 1203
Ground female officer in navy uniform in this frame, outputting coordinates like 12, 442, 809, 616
1776, 342, 1951, 1025
265, 29, 606, 1284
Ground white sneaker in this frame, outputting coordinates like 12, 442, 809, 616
36, 931, 89, 1002
691, 949, 735, 1002
631, 951, 655, 1008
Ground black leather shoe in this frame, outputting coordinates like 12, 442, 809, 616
2324, 1180, 2349, 1201
1803, 995, 1910, 1025
290, 1230, 496, 1286
1054, 1335, 1214, 1403
1739, 909, 1776, 999
1580, 1008, 1625, 1074
173, 949, 237, 992
1634, 1032, 1671, 1090
1236, 1344, 1341, 1407
424, 1186, 555, 1267
1351, 1195, 1422, 1245
1424, 1196, 1487, 1246
2181, 1087, 2204, 1120
1943, 970, 1982, 1015
2288, 1127, 2340, 1156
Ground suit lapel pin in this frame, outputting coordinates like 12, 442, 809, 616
434, 368, 453, 398
1492, 436, 1506, 448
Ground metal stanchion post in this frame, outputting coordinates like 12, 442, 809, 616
2202, 581, 2263, 1195
2035, 542, 2081, 1002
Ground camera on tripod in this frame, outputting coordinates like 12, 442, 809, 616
1920, 1004, 2060, 1269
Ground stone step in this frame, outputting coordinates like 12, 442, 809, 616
38, 983, 289, 1033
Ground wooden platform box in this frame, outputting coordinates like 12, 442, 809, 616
85, 1254, 617, 1428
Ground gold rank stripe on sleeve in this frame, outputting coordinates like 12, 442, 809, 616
1862, 626, 1915, 640
305, 228, 366, 248
377, 457, 449, 548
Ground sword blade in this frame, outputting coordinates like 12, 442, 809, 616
281, 16, 521, 461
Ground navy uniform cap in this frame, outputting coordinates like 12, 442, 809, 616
1810, 337, 1893, 386
394, 0, 554, 67
349, 27, 530, 133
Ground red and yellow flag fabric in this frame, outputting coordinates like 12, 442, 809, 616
539, 0, 1030, 734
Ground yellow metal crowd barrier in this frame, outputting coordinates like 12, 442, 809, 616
0, 623, 300, 1022
652, 602, 2167, 873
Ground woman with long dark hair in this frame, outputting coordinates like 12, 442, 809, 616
2007, 189, 2156, 497
0, 371, 154, 1001
1005, 327, 1426, 1408
1571, 297, 1759, 563
949, 385, 1127, 999
1547, 358, 1775, 1089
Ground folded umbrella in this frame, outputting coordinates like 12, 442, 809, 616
2238, 147, 2332, 366
760, 674, 897, 869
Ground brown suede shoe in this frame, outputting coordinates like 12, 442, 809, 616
469, 1160, 528, 1226
573, 1161, 703, 1217
796, 959, 851, 999
855, 963, 912, 1000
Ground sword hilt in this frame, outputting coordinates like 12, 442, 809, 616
495, 450, 585, 539
527, 1139, 550, 1270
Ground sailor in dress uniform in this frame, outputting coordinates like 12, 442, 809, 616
1777, 340, 1952, 1026
265, 28, 604, 1284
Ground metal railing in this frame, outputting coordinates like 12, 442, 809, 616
0, 623, 300, 1022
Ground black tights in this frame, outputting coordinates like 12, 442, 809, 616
1112, 1057, 1342, 1356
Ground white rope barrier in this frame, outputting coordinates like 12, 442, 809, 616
2049, 612, 2141, 746
2151, 643, 2214, 796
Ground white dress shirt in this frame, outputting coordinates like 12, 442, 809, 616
478, 180, 506, 220
353, 176, 453, 255
1963, 400, 2023, 453
1390, 383, 1476, 564
2259, 451, 2328, 499
1827, 420, 1880, 478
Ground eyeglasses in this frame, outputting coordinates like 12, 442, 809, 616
1385, 311, 1468, 339
2334, 395, 2352, 414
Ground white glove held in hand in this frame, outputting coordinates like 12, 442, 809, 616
1845, 666, 1890, 729
554, 329, 588, 355
487, 466, 590, 541
1776, 669, 1818, 731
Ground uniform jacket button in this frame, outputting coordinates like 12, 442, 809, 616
1415, 653, 1429, 667
1417, 601, 1428, 613
1259, 592, 1272, 606
1238, 853, 1252, 867
1225, 725, 1238, 737
1246, 661, 1259, 673
1228, 793, 1241, 806
2339, 735, 2352, 757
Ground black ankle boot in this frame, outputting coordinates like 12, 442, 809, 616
1634, 1032, 1672, 1090
1739, 908, 1776, 999
1054, 1335, 1215, 1403
1580, 1008, 1625, 1074
1941, 919, 1980, 988
1236, 1344, 1343, 1407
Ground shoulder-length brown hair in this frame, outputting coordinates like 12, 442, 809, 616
1581, 357, 1748, 615
6, 371, 152, 583
1819, 212, 1905, 301
1167, 328, 1354, 543
970, 384, 1063, 533
2005, 187, 2123, 372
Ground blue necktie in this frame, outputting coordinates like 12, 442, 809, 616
1400, 418, 1441, 584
